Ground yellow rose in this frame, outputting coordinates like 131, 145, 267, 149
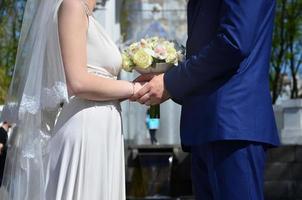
128, 43, 140, 55
122, 53, 134, 72
165, 45, 178, 64
133, 49, 153, 69
147, 37, 160, 48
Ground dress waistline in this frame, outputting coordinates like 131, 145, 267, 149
87, 65, 117, 80
64, 96, 121, 112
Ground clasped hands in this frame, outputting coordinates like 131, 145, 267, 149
130, 73, 170, 106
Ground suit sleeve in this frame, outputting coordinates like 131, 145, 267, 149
164, 0, 274, 101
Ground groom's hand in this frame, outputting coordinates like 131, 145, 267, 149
130, 73, 170, 106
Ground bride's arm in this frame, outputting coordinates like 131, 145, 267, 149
58, 0, 141, 101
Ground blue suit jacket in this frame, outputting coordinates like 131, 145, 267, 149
164, 0, 280, 146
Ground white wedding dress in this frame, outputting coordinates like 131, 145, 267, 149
44, 2, 125, 200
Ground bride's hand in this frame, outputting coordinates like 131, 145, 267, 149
119, 82, 147, 102
133, 82, 147, 95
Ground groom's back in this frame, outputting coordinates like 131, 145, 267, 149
180, 0, 280, 146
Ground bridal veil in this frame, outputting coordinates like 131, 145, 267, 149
0, 0, 68, 199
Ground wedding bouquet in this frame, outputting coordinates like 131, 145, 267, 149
122, 37, 184, 128
121, 37, 184, 74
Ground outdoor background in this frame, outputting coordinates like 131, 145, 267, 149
0, 0, 302, 199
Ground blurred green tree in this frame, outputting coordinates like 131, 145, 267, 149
0, 0, 26, 104
270, 0, 302, 103
286, 0, 302, 99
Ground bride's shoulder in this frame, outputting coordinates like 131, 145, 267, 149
58, 0, 88, 32
59, 0, 87, 17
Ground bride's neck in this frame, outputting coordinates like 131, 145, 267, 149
86, 0, 96, 11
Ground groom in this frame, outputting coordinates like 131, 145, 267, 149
131, 0, 280, 199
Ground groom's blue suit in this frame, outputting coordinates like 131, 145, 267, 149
164, 0, 280, 199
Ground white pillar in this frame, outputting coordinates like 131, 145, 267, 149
281, 99, 302, 144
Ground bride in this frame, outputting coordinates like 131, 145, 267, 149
0, 0, 144, 199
